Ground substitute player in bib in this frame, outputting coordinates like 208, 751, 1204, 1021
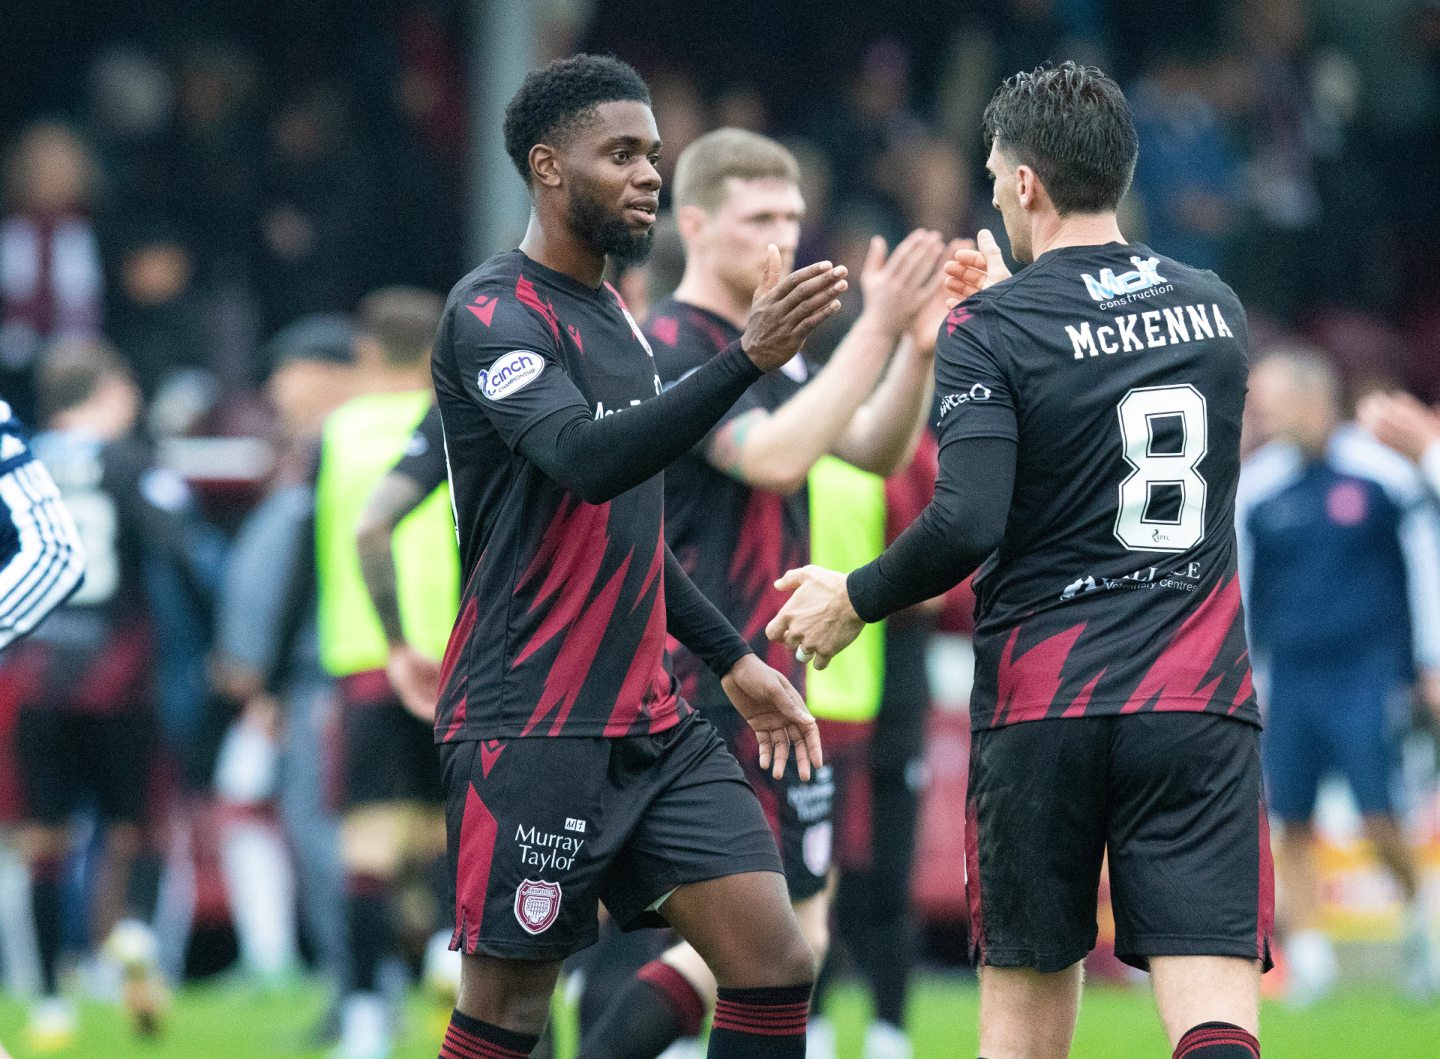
769, 64, 1270, 1059
430, 56, 843, 1059
580, 128, 947, 1059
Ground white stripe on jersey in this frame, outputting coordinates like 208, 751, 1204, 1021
0, 458, 85, 650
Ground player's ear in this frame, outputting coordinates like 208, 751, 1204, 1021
675, 203, 708, 244
1014, 164, 1036, 209
529, 143, 562, 189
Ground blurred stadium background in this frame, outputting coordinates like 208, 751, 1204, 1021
3, 0, 1440, 1056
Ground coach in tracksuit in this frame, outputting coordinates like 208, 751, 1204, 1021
1239, 348, 1440, 1005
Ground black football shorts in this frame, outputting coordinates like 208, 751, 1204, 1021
965, 712, 1273, 973
17, 707, 154, 826
440, 711, 782, 961
337, 672, 444, 810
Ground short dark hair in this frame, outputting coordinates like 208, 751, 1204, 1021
982, 62, 1138, 215
503, 54, 651, 186
357, 286, 444, 367
35, 337, 130, 421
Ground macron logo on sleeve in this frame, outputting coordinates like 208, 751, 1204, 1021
479, 350, 544, 400
467, 295, 498, 326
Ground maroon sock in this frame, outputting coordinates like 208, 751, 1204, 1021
578, 958, 706, 1059
1173, 1022, 1260, 1059
707, 983, 810, 1058
439, 1008, 538, 1059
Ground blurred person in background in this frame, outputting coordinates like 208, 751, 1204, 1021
581, 127, 947, 1059
806, 433, 945, 1059
256, 87, 379, 333
106, 223, 210, 400
1128, 49, 1243, 274
5, 339, 210, 1049
313, 287, 454, 1059
0, 123, 105, 423
208, 313, 362, 1046
1239, 349, 1440, 1004
1360, 389, 1440, 497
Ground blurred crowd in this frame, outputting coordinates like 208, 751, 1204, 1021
3, 0, 1440, 1055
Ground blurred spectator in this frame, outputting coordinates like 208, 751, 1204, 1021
0, 122, 104, 422
1128, 50, 1243, 272
1360, 389, 1440, 496
1238, 348, 1440, 1005
107, 224, 210, 398
255, 87, 378, 332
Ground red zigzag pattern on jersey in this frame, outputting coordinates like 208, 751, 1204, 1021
1121, 573, 1247, 714
605, 533, 675, 735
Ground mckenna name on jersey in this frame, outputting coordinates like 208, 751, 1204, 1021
1064, 302, 1235, 361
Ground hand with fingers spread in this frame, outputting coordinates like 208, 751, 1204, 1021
912, 237, 971, 355
943, 228, 1012, 308
720, 654, 824, 781
765, 565, 864, 673
741, 244, 849, 373
858, 228, 948, 338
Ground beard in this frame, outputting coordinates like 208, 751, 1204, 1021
567, 182, 654, 267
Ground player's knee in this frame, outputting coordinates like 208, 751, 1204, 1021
106, 823, 143, 861
771, 929, 819, 987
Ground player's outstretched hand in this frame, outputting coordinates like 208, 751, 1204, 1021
741, 245, 848, 373
943, 228, 1011, 308
721, 654, 823, 781
858, 228, 946, 338
1357, 390, 1440, 464
765, 565, 864, 673
387, 643, 441, 723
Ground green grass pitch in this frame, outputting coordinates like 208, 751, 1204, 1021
1, 977, 1437, 1057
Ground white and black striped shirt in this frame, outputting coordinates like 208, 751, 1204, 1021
0, 401, 85, 651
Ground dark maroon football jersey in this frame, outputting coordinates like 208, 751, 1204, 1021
431, 251, 685, 742
648, 298, 809, 718
937, 242, 1258, 730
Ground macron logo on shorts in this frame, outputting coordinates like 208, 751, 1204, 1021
480, 350, 543, 401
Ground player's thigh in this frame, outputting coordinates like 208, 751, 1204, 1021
89, 710, 155, 828
967, 719, 1108, 973
1107, 713, 1273, 972
1259, 678, 1326, 824
732, 719, 837, 905
1327, 676, 1405, 818
456, 950, 563, 1034
440, 734, 620, 963
661, 872, 814, 988
14, 706, 80, 828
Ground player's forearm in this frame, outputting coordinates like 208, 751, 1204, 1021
522, 341, 762, 504
727, 314, 898, 493
663, 544, 752, 677
356, 522, 407, 647
846, 435, 1015, 621
833, 336, 935, 476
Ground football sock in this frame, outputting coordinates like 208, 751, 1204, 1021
440, 1008, 538, 1059
346, 873, 392, 993
579, 958, 706, 1059
29, 853, 64, 995
707, 983, 810, 1058
1173, 1021, 1260, 1058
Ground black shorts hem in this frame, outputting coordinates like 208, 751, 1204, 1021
1116, 934, 1273, 972
614, 852, 784, 932
455, 930, 601, 963
974, 940, 1094, 974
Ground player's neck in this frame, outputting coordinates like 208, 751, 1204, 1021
1032, 213, 1127, 260
518, 211, 606, 288
671, 270, 750, 331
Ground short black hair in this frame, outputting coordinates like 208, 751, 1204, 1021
503, 54, 651, 186
982, 61, 1138, 215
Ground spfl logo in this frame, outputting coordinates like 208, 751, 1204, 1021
1082, 257, 1167, 302
479, 350, 544, 400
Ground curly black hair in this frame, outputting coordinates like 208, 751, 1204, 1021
503, 54, 651, 186
982, 61, 1138, 216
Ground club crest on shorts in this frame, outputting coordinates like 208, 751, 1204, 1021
514, 879, 562, 934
